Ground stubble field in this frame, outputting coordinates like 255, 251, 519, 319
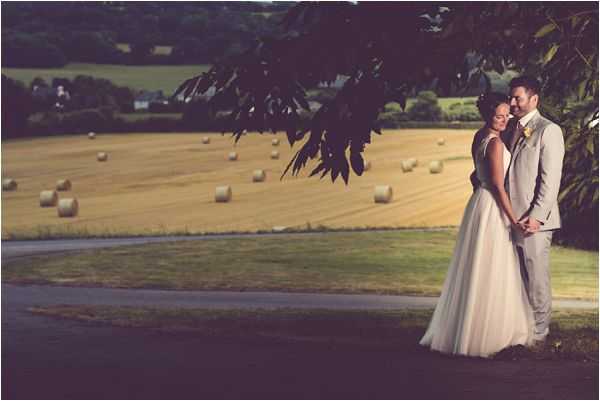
1, 129, 476, 238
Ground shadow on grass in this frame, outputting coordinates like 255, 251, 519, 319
28, 306, 598, 362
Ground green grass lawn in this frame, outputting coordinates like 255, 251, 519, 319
3, 231, 597, 300
3, 62, 480, 113
2, 63, 210, 93
3, 62, 475, 107
115, 112, 183, 122
28, 305, 598, 361
385, 97, 477, 113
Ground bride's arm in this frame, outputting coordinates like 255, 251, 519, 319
487, 138, 519, 226
469, 132, 482, 191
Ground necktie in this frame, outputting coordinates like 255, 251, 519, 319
511, 121, 524, 152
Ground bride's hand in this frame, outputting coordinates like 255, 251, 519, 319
518, 221, 529, 233
511, 219, 526, 232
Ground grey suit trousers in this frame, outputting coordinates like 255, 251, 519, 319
514, 230, 553, 334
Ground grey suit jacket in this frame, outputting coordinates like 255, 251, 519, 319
503, 111, 565, 232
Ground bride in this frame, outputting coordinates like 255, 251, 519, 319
419, 92, 535, 357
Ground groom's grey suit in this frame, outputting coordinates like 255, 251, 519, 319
502, 110, 565, 338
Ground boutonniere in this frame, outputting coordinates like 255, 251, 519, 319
523, 127, 532, 138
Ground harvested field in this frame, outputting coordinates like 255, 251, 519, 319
2, 129, 476, 237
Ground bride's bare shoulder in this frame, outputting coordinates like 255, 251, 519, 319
486, 135, 504, 156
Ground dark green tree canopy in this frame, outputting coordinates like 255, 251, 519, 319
176, 2, 597, 248
1, 2, 292, 66
175, 2, 597, 180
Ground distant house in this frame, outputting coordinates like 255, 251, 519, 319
32, 85, 71, 110
134, 90, 167, 111
55, 85, 70, 110
32, 86, 56, 98
174, 86, 217, 103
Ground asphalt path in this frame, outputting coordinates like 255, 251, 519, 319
2, 233, 598, 399
2, 284, 598, 399
1, 284, 596, 311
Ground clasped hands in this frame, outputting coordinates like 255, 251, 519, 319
513, 216, 541, 235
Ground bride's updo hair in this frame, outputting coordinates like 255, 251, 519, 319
476, 92, 510, 122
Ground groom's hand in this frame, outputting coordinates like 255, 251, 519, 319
519, 216, 541, 235
516, 220, 528, 233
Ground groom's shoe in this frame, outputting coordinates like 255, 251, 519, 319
527, 328, 549, 353
533, 327, 549, 342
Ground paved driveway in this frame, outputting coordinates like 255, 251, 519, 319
2, 284, 598, 399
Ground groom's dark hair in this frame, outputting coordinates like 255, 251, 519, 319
509, 76, 541, 96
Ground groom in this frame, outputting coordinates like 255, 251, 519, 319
503, 76, 565, 344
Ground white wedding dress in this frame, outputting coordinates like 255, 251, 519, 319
419, 133, 535, 358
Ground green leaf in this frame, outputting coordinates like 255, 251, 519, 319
543, 44, 559, 65
340, 156, 350, 184
577, 184, 589, 206
535, 23, 556, 38
309, 162, 326, 177
349, 152, 365, 175
578, 81, 588, 100
559, 181, 578, 202
331, 167, 339, 183
586, 133, 595, 155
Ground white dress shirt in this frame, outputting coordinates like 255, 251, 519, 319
518, 109, 539, 127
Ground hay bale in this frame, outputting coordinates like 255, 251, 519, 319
56, 179, 72, 191
2, 178, 17, 191
40, 190, 58, 207
88, 132, 96, 139
408, 158, 418, 168
272, 226, 287, 232
429, 160, 444, 174
57, 198, 78, 218
215, 186, 232, 202
401, 160, 413, 173
270, 150, 280, 160
272, 138, 280, 146
374, 185, 393, 203
437, 138, 446, 146
228, 152, 238, 161
364, 160, 372, 171
97, 152, 108, 162
252, 169, 266, 182
202, 136, 210, 144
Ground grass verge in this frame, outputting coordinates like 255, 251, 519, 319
3, 231, 598, 300
28, 305, 598, 362
2, 225, 455, 241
